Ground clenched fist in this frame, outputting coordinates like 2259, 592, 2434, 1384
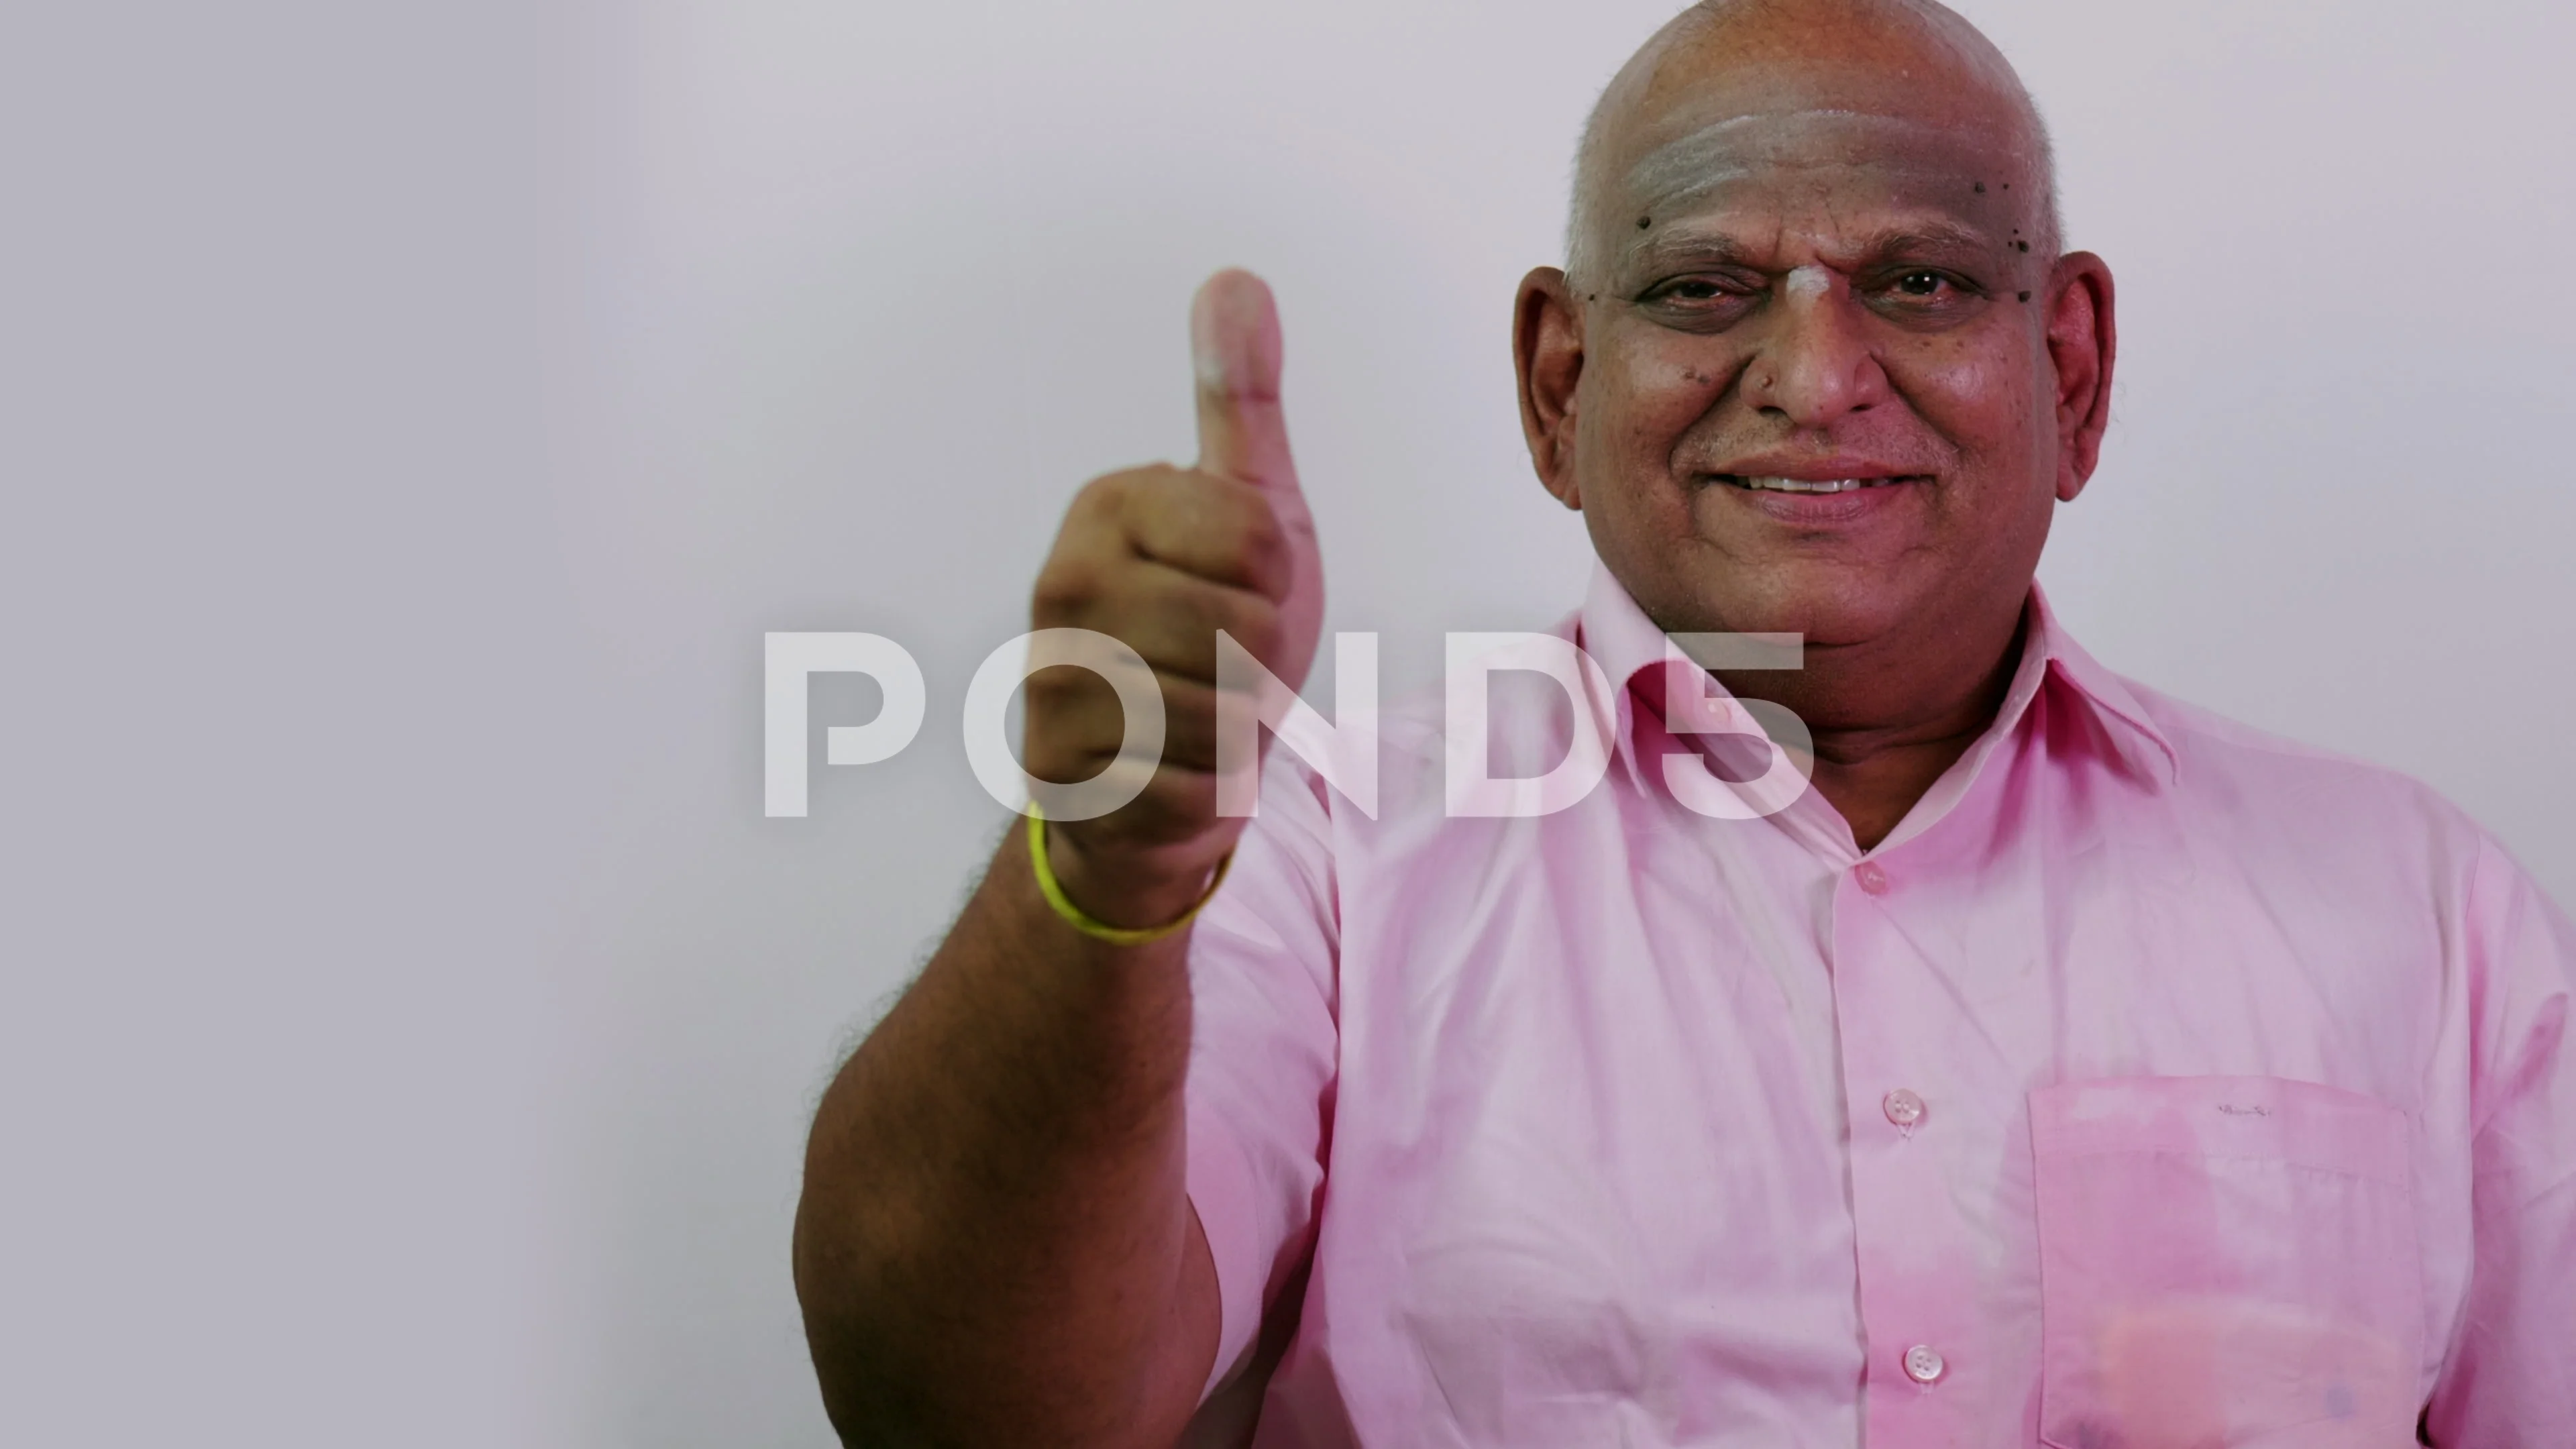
1022, 270, 1325, 927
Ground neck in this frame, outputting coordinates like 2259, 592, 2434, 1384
1719, 606, 2030, 852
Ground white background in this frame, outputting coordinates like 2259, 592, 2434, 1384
6, 1, 2570, 1444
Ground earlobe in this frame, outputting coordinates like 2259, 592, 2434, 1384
1513, 266, 1586, 511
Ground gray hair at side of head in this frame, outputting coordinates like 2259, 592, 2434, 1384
1561, 0, 2066, 291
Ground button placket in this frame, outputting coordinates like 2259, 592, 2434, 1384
1830, 847, 1974, 1440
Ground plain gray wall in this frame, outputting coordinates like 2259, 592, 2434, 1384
5, 2, 2569, 1445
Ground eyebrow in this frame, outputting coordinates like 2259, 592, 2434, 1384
1623, 231, 1763, 274
1620, 220, 1998, 280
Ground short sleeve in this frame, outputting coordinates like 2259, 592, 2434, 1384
1184, 752, 1340, 1404
2425, 837, 2576, 1442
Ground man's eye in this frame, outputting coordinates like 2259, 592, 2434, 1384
1635, 274, 1762, 329
1860, 268, 1984, 324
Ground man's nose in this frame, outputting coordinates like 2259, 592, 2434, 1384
1740, 268, 1889, 429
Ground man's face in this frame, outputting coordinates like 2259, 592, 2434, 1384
1521, 62, 2111, 670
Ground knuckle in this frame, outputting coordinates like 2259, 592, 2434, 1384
1069, 466, 1169, 536
1020, 665, 1102, 722
1030, 557, 1099, 621
1064, 472, 1124, 527
1084, 464, 1163, 505
1221, 597, 1283, 659
1116, 464, 1188, 512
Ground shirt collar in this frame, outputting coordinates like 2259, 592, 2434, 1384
1574, 560, 2181, 806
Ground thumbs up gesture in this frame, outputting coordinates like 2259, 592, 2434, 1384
1023, 270, 1325, 924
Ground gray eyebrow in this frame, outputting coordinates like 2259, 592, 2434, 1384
1617, 220, 1999, 285
1621, 231, 1763, 275
1840, 221, 1998, 257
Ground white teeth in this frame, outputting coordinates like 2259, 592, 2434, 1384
1734, 475, 1893, 493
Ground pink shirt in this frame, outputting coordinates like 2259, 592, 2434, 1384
1177, 566, 2576, 1448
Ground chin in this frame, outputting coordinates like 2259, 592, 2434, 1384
1681, 564, 1915, 647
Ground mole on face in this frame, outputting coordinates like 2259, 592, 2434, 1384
1638, 215, 1652, 229
2018, 290, 2032, 302
1974, 181, 1986, 194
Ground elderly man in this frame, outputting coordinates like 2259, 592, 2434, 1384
791, 1, 2576, 1444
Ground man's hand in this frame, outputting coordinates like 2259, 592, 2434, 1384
792, 272, 1309, 1446
1024, 269, 1324, 927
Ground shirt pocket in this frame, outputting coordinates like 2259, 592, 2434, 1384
2028, 1075, 2422, 1449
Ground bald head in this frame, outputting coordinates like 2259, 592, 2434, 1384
1565, 0, 2060, 288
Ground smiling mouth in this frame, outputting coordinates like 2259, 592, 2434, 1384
1715, 474, 1923, 494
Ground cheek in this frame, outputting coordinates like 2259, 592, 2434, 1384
1893, 331, 2047, 460
1585, 337, 1733, 466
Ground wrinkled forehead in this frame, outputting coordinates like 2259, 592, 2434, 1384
1609, 102, 2037, 269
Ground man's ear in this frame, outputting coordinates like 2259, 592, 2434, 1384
2046, 252, 2116, 504
1514, 266, 1585, 511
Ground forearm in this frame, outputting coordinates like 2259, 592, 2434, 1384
792, 824, 1214, 1447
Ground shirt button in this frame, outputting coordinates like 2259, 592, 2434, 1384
1902, 1344, 1946, 1385
1882, 1088, 1927, 1130
1854, 861, 1889, 895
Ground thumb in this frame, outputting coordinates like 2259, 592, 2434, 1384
1190, 269, 1299, 490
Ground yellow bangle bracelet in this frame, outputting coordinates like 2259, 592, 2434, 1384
1026, 806, 1232, 947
